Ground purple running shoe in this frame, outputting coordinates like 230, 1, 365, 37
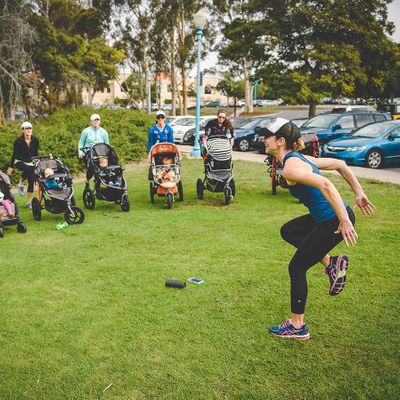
326, 255, 349, 296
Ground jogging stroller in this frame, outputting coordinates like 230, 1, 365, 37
82, 143, 130, 212
0, 171, 27, 237
197, 135, 235, 205
148, 143, 183, 209
31, 156, 85, 224
264, 132, 320, 195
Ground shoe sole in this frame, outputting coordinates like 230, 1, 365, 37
269, 331, 311, 341
329, 256, 348, 296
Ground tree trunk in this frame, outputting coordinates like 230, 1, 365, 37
0, 102, 4, 126
243, 59, 253, 113
308, 103, 317, 118
87, 85, 93, 107
170, 28, 177, 116
181, 65, 187, 115
178, 4, 187, 115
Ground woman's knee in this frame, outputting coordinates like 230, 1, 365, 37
280, 222, 292, 242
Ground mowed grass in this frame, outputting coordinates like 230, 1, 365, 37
0, 158, 399, 400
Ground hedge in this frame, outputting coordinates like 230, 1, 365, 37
0, 108, 153, 177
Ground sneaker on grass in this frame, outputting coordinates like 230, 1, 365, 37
18, 182, 25, 196
26, 202, 32, 209
326, 255, 348, 296
268, 319, 310, 340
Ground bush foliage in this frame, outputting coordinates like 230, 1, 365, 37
0, 108, 153, 175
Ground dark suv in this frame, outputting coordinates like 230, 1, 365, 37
300, 110, 391, 144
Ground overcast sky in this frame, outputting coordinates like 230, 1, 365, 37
202, 0, 400, 69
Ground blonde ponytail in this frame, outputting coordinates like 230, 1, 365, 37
293, 139, 305, 152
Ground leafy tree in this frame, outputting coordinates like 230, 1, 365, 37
252, 0, 397, 116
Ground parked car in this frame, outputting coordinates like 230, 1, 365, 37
201, 101, 221, 108
233, 117, 273, 151
322, 120, 400, 168
331, 105, 375, 113
300, 110, 391, 144
173, 118, 200, 144
377, 103, 400, 121
182, 116, 216, 145
291, 118, 309, 128
165, 115, 195, 125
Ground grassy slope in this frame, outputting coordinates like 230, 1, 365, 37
0, 159, 399, 399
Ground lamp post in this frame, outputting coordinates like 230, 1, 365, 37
191, 8, 208, 158
253, 79, 260, 103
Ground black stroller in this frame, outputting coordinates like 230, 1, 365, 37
0, 171, 27, 237
31, 156, 85, 224
197, 135, 235, 205
82, 143, 130, 212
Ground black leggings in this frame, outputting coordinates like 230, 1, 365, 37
280, 207, 355, 314
14, 161, 35, 193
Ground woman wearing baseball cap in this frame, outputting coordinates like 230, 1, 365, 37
260, 118, 374, 340
78, 113, 110, 187
7, 121, 39, 208
146, 110, 174, 153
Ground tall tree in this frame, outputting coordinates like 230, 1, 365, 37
0, 0, 34, 124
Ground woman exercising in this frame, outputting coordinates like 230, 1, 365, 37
260, 118, 374, 340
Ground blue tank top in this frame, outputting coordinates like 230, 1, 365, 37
283, 152, 347, 223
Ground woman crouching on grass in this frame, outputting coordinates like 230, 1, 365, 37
260, 118, 374, 340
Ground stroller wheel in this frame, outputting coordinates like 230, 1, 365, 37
120, 193, 130, 212
17, 223, 27, 234
224, 186, 232, 205
32, 198, 42, 221
196, 179, 204, 200
65, 206, 85, 225
83, 188, 95, 210
149, 182, 155, 203
177, 181, 184, 201
0, 227, 3, 238
166, 192, 174, 209
229, 179, 236, 197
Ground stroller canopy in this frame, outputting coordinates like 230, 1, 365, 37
150, 143, 180, 160
205, 138, 232, 161
90, 143, 119, 165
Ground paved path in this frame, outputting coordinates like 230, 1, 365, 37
177, 145, 400, 185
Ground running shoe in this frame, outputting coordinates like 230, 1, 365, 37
326, 255, 349, 296
26, 202, 32, 209
18, 182, 25, 196
268, 319, 311, 340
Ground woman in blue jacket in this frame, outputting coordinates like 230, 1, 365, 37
147, 110, 174, 153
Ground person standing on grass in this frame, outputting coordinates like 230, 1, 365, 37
204, 109, 234, 145
78, 113, 110, 188
7, 121, 39, 209
147, 110, 174, 180
259, 118, 374, 340
146, 110, 174, 153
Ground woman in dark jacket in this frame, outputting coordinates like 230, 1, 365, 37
6, 121, 39, 209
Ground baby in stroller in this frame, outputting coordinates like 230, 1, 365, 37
0, 170, 27, 237
82, 143, 129, 212
149, 143, 183, 208
31, 156, 85, 224
197, 135, 235, 205
43, 167, 67, 190
98, 156, 121, 187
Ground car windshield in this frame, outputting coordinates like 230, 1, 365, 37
233, 118, 250, 128
238, 119, 263, 130
351, 122, 395, 138
302, 114, 337, 129
172, 118, 195, 126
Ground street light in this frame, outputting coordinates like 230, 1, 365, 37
191, 8, 208, 158
253, 79, 260, 102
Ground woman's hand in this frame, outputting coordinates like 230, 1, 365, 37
335, 219, 358, 247
6, 167, 13, 176
354, 193, 375, 215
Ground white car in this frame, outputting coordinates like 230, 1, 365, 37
172, 118, 198, 143
174, 116, 215, 144
165, 115, 195, 126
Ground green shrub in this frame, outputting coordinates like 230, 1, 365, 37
0, 108, 153, 176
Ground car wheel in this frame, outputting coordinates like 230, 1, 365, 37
238, 138, 250, 152
366, 149, 383, 169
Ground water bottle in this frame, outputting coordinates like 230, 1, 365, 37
56, 221, 69, 230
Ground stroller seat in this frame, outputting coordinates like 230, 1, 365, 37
46, 187, 72, 199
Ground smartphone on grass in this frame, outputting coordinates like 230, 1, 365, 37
187, 277, 204, 284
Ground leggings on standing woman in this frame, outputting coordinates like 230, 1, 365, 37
14, 161, 35, 193
280, 206, 355, 314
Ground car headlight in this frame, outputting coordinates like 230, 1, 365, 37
345, 146, 367, 152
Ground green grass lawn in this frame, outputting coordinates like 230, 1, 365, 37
1, 159, 399, 399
